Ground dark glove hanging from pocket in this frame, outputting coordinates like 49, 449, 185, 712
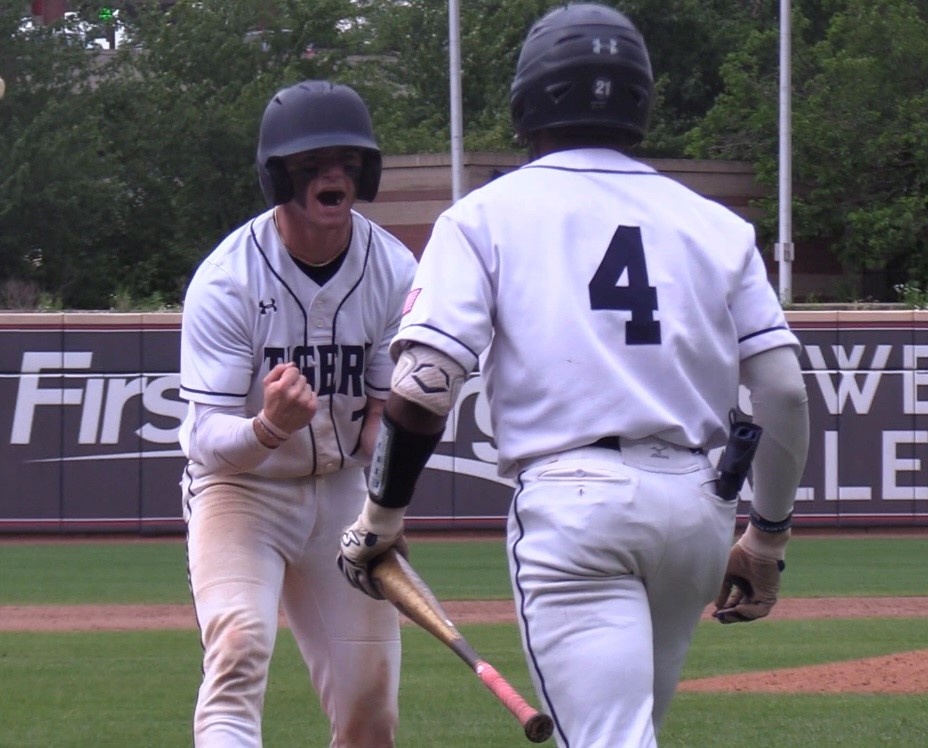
716, 410, 763, 501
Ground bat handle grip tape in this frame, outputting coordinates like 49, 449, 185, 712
475, 661, 538, 725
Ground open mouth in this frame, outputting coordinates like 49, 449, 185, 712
317, 190, 346, 207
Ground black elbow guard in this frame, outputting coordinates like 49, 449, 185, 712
368, 411, 442, 509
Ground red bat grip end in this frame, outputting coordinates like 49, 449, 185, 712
475, 661, 554, 743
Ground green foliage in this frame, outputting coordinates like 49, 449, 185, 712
0, 0, 355, 309
618, 0, 773, 156
2, 1, 926, 306
355, 0, 550, 154
688, 0, 928, 297
894, 282, 928, 308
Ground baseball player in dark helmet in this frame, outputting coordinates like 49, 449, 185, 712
337, 5, 809, 747
257, 80, 382, 205
179, 80, 416, 747
509, 1, 654, 147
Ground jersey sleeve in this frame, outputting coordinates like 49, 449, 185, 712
179, 261, 255, 406
390, 213, 494, 373
365, 254, 417, 398
730, 245, 801, 360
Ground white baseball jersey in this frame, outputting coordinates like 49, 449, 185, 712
179, 207, 417, 479
394, 148, 799, 477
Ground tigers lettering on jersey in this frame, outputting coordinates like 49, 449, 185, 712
263, 344, 365, 397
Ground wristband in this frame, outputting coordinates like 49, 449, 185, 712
749, 507, 793, 533
256, 410, 290, 440
254, 413, 287, 449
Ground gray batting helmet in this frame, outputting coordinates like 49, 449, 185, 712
510, 3, 654, 143
257, 80, 382, 206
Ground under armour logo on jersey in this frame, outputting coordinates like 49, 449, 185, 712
592, 37, 619, 55
258, 298, 278, 315
650, 445, 670, 460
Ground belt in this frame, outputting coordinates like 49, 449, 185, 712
590, 436, 705, 455
591, 436, 622, 451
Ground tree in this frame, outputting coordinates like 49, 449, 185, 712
618, 0, 772, 156
353, 1, 779, 157
4, 0, 925, 306
0, 4, 127, 307
687, 0, 928, 299
102, 0, 370, 304
352, 0, 550, 154
1, 0, 360, 308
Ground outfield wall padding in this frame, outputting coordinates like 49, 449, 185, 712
0, 311, 926, 533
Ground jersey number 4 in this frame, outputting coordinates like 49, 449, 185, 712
588, 226, 662, 345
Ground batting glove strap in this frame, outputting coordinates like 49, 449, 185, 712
739, 522, 791, 561
360, 497, 407, 537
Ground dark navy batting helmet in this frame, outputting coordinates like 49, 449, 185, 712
257, 80, 382, 206
510, 3, 654, 143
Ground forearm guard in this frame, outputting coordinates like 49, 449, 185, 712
368, 411, 442, 509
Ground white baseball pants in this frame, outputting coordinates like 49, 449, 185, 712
508, 439, 736, 748
184, 466, 401, 748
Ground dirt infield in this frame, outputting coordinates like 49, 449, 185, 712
3, 596, 928, 631
3, 596, 927, 695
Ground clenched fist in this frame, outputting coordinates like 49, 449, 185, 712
261, 362, 317, 435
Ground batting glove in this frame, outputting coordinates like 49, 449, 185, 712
714, 524, 790, 624
337, 499, 407, 600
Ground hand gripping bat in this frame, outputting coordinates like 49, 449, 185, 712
369, 548, 555, 744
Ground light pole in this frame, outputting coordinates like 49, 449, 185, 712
775, 0, 794, 304
448, 0, 464, 203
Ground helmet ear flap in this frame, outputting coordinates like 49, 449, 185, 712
262, 159, 293, 206
357, 152, 382, 202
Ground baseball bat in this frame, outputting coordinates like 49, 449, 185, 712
369, 548, 555, 744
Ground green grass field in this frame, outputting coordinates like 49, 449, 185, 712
1, 534, 926, 746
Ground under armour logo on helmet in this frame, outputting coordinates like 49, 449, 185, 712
592, 37, 619, 55
258, 298, 278, 315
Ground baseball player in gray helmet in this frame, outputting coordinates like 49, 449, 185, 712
336, 5, 809, 747
179, 80, 416, 747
